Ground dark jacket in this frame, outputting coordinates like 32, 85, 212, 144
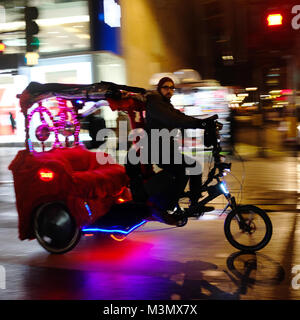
143, 92, 207, 167
145, 92, 204, 131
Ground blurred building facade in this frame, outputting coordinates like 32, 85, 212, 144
120, 0, 203, 87
121, 0, 249, 87
121, 0, 300, 90
120, 0, 300, 148
0, 0, 125, 141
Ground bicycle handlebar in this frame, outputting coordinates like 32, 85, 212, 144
206, 114, 218, 121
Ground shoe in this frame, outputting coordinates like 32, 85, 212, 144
171, 208, 188, 227
177, 207, 190, 226
158, 207, 188, 226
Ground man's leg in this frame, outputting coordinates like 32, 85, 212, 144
152, 163, 188, 210
182, 154, 214, 214
189, 174, 203, 206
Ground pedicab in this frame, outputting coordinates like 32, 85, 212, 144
9, 81, 272, 254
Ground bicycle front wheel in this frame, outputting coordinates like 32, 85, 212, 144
224, 205, 272, 252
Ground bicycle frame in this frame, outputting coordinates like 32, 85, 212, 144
192, 134, 251, 232
190, 161, 237, 217
187, 122, 239, 218
195, 179, 237, 215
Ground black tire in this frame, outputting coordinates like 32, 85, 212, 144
224, 205, 272, 252
34, 202, 81, 254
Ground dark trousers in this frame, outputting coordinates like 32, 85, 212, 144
157, 153, 203, 206
126, 146, 203, 208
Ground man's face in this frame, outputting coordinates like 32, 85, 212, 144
160, 81, 175, 99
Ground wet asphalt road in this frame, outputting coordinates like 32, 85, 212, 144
0, 147, 299, 300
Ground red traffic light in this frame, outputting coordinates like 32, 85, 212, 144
267, 13, 283, 26
0, 42, 6, 52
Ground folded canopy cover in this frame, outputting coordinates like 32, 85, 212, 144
18, 81, 146, 114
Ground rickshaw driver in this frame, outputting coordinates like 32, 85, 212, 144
133, 77, 216, 216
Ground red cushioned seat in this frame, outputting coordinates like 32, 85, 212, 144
9, 145, 130, 240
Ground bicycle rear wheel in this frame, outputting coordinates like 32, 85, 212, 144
224, 205, 272, 252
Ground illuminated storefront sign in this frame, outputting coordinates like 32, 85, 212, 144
103, 0, 121, 27
90, 0, 121, 54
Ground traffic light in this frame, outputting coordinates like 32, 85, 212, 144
265, 10, 288, 30
263, 7, 293, 50
0, 41, 6, 54
267, 13, 283, 27
25, 6, 39, 52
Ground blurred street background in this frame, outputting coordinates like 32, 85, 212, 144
0, 0, 300, 300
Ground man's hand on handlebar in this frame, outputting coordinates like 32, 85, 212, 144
216, 121, 223, 131
197, 114, 219, 130
199, 114, 222, 148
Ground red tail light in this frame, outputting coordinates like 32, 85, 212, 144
267, 13, 283, 26
38, 169, 54, 182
